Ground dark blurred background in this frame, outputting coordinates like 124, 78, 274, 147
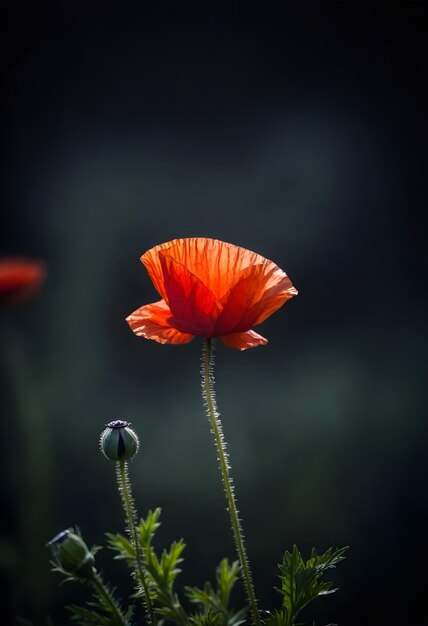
1, 1, 427, 624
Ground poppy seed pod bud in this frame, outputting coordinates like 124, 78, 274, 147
100, 420, 139, 461
47, 528, 95, 580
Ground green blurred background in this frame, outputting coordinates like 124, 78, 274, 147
1, 2, 427, 624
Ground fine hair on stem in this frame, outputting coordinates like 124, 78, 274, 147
201, 338, 261, 626
116, 460, 155, 626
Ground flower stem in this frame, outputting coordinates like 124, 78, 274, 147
116, 460, 155, 626
91, 571, 129, 626
201, 338, 261, 626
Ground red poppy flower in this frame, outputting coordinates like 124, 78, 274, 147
126, 238, 297, 350
0, 258, 46, 305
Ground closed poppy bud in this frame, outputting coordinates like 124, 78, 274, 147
100, 420, 139, 461
47, 528, 95, 580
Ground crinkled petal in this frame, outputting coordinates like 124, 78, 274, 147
142, 238, 271, 301
220, 330, 268, 350
138, 238, 297, 343
238, 272, 297, 329
215, 263, 297, 335
126, 299, 194, 345
158, 252, 222, 336
214, 265, 266, 335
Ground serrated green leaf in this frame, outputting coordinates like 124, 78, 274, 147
106, 533, 136, 561
187, 583, 216, 608
274, 545, 348, 626
263, 609, 288, 626
188, 611, 224, 626
68, 604, 111, 626
138, 508, 162, 548
216, 559, 241, 608
158, 540, 186, 585
186, 558, 246, 626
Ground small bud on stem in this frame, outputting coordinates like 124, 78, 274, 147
47, 528, 95, 580
99, 420, 154, 626
100, 420, 139, 461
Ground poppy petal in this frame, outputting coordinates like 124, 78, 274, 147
135, 238, 298, 345
126, 299, 194, 345
213, 265, 266, 335
140, 247, 169, 301
142, 238, 273, 300
158, 252, 223, 336
239, 271, 297, 329
215, 263, 297, 335
220, 330, 268, 350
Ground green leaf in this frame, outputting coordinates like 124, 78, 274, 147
159, 540, 186, 585
188, 611, 224, 626
186, 558, 246, 626
106, 533, 135, 561
187, 582, 216, 609
132, 512, 188, 626
68, 604, 111, 626
274, 545, 348, 626
216, 559, 241, 608
263, 609, 288, 626
138, 508, 162, 548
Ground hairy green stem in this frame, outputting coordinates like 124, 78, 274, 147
91, 571, 129, 626
116, 460, 155, 626
201, 338, 261, 626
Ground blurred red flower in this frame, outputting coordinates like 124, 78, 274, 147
127, 238, 297, 350
0, 258, 46, 305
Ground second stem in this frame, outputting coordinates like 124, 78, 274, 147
116, 460, 155, 626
